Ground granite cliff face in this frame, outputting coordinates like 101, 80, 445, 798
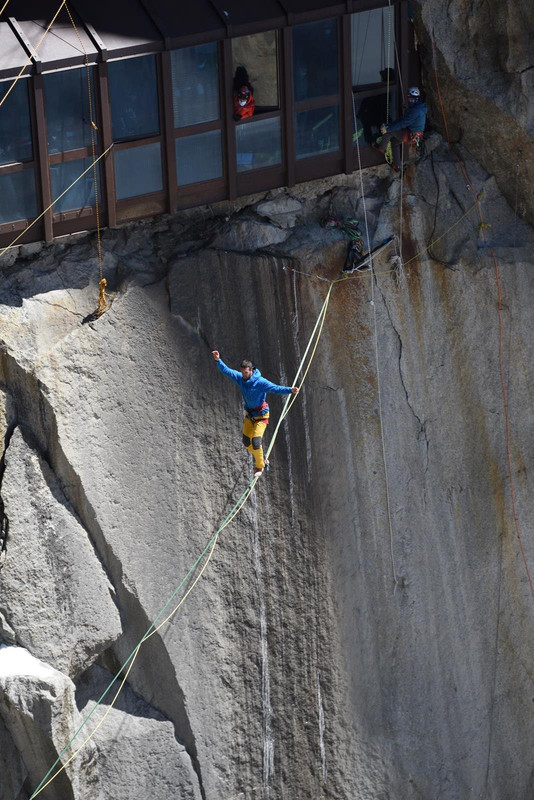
2, 2, 534, 799
416, 0, 534, 226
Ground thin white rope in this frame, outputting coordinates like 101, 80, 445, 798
399, 140, 404, 263
385, 2, 393, 124
393, 36, 406, 103
351, 92, 399, 592
386, 0, 404, 267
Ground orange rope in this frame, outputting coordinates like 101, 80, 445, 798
434, 69, 534, 599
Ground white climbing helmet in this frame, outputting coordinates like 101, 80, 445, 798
408, 86, 420, 98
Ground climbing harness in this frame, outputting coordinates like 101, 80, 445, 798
321, 205, 363, 244
321, 205, 364, 273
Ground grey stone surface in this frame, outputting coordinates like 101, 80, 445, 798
0, 645, 99, 800
1, 41, 534, 798
0, 428, 122, 676
0, 714, 27, 800
212, 217, 290, 250
0, 612, 16, 645
415, 0, 534, 227
256, 195, 303, 228
76, 665, 202, 800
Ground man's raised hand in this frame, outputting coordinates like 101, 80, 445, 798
212, 350, 220, 361
291, 387, 299, 395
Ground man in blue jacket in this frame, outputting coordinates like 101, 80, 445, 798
212, 350, 299, 477
374, 86, 427, 172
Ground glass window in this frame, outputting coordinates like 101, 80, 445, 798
176, 130, 222, 186
0, 170, 37, 223
351, 7, 395, 87
49, 157, 97, 213
0, 80, 32, 164
353, 91, 397, 146
295, 105, 339, 160
235, 117, 282, 173
232, 31, 279, 110
293, 19, 338, 102
171, 44, 219, 128
114, 142, 163, 200
44, 68, 96, 154
108, 56, 159, 140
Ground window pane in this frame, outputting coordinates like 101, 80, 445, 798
108, 56, 159, 140
0, 80, 32, 164
351, 7, 395, 87
114, 142, 162, 200
0, 169, 37, 223
235, 117, 281, 172
50, 157, 97, 213
353, 91, 397, 146
232, 31, 279, 109
295, 105, 339, 160
171, 44, 219, 128
176, 130, 222, 186
293, 19, 338, 102
45, 68, 96, 154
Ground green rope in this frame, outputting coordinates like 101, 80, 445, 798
29, 280, 334, 799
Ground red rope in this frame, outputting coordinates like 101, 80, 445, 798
434, 69, 534, 599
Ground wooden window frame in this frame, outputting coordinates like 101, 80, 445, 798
165, 42, 226, 210
348, 1, 405, 171
290, 16, 344, 182
110, 54, 168, 223
0, 1, 417, 241
0, 76, 43, 243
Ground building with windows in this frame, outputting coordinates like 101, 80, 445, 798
0, 0, 419, 249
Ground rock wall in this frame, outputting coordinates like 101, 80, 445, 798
2, 134, 534, 799
414, 0, 534, 227
2, 3, 534, 796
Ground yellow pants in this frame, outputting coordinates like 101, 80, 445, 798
242, 414, 269, 469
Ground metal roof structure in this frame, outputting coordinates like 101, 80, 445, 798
0, 0, 419, 250
0, 0, 377, 78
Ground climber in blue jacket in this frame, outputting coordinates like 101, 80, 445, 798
374, 86, 427, 172
212, 350, 299, 477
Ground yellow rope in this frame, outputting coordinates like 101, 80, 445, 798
403, 200, 478, 266
0, 0, 12, 17
0, 0, 66, 109
30, 283, 333, 799
0, 144, 113, 259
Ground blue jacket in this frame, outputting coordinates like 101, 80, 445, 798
387, 101, 427, 133
216, 358, 292, 414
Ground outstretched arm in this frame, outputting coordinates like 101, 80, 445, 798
211, 350, 242, 385
258, 376, 299, 396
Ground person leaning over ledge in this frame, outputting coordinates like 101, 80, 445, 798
212, 350, 299, 478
